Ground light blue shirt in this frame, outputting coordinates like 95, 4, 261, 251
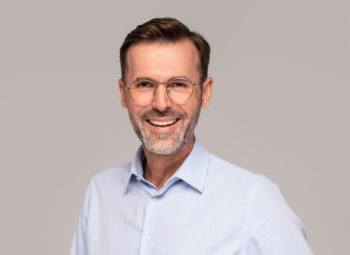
70, 140, 313, 255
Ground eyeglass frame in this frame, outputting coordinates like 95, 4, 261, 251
125, 76, 199, 106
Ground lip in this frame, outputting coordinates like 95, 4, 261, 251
145, 118, 181, 133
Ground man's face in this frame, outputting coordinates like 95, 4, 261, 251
119, 39, 212, 155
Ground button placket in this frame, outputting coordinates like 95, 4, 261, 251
139, 197, 157, 255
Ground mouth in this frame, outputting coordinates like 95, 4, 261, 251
146, 118, 180, 127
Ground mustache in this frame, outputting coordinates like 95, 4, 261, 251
142, 109, 184, 119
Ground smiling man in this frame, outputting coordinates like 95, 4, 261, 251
70, 18, 313, 255
119, 38, 211, 189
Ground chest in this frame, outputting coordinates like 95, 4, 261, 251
87, 187, 247, 255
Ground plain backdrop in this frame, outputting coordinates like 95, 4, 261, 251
1, 0, 349, 254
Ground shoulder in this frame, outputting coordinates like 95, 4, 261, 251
207, 153, 297, 213
87, 162, 132, 194
207, 154, 309, 251
93, 162, 131, 181
205, 153, 298, 218
206, 153, 266, 192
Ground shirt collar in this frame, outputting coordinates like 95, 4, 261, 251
123, 138, 211, 194
173, 139, 211, 193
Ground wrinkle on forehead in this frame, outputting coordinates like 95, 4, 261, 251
125, 39, 201, 82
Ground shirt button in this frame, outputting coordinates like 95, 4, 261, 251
136, 176, 141, 181
145, 234, 151, 241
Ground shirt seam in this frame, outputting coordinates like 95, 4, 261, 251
201, 153, 213, 192
240, 176, 268, 250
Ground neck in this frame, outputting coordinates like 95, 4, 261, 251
142, 136, 195, 190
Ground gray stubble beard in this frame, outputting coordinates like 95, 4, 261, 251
128, 106, 201, 155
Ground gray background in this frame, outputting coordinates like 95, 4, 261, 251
1, 0, 349, 254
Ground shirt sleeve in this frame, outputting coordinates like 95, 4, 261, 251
243, 177, 314, 255
70, 179, 94, 255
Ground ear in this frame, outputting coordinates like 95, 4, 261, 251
201, 77, 213, 108
118, 79, 127, 107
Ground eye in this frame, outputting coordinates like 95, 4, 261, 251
169, 80, 190, 88
135, 81, 155, 88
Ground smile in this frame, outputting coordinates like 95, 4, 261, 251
146, 118, 180, 127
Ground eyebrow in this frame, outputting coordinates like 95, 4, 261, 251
132, 77, 155, 83
132, 76, 190, 83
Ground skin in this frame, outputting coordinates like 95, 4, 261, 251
119, 39, 213, 189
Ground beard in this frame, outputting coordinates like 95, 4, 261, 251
128, 106, 201, 155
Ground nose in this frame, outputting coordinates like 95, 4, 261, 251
151, 83, 172, 111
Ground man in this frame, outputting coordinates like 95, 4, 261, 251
70, 17, 313, 254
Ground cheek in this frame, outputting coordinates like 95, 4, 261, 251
127, 104, 148, 121
181, 102, 201, 120
126, 104, 140, 119
188, 93, 203, 113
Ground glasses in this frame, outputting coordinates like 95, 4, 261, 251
127, 77, 197, 106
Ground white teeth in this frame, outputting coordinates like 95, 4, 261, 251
148, 119, 177, 126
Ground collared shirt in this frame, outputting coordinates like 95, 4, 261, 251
70, 140, 313, 255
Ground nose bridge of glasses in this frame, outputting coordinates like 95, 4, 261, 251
152, 81, 172, 104
155, 80, 172, 95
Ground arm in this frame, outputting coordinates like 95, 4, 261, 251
70, 179, 94, 255
242, 177, 313, 255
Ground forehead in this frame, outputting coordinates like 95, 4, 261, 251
125, 39, 200, 81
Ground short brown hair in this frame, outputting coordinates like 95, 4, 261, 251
119, 17, 210, 84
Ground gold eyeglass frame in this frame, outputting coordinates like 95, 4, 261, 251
126, 77, 198, 106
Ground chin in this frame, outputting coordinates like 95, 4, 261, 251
142, 135, 187, 155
